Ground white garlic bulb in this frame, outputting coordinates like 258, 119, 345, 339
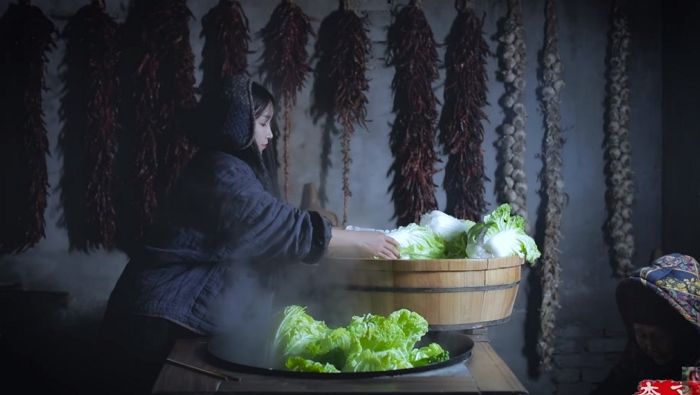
538, 0, 565, 373
496, 0, 529, 226
604, 8, 635, 278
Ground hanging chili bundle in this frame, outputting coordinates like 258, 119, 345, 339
604, 4, 635, 278
496, 0, 529, 224
58, 0, 119, 251
199, 1, 285, 197
310, 6, 342, 208
259, 0, 313, 201
0, 0, 55, 254
438, 0, 489, 222
538, 0, 565, 372
387, 0, 439, 226
200, 0, 250, 98
310, 0, 370, 225
116, 0, 197, 246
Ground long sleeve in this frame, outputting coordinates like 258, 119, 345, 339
142, 151, 332, 265
214, 159, 332, 263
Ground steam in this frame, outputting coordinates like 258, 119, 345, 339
0, 247, 127, 326
206, 256, 365, 368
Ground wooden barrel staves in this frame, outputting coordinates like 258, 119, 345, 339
321, 256, 524, 330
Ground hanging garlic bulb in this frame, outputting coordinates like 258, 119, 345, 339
538, 0, 565, 372
496, 0, 528, 225
604, 6, 635, 278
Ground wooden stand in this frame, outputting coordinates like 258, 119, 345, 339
152, 337, 528, 394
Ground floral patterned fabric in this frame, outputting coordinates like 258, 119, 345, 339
628, 253, 700, 330
598, 254, 700, 395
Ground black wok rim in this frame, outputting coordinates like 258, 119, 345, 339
206, 331, 474, 379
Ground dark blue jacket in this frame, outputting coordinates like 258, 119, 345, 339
104, 75, 332, 335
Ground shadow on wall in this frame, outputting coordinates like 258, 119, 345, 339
0, 286, 106, 395
0, 248, 127, 394
523, 266, 545, 378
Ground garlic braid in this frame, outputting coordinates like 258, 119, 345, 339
604, 6, 635, 278
538, 0, 565, 372
496, 0, 528, 224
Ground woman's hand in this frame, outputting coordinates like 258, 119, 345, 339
352, 231, 401, 260
327, 229, 400, 260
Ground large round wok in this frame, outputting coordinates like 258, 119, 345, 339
206, 330, 474, 379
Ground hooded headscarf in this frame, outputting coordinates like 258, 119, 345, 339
187, 74, 278, 194
192, 74, 256, 152
593, 256, 700, 395
616, 253, 700, 332
105, 74, 330, 334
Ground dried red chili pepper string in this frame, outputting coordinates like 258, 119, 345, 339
116, 0, 196, 247
311, 10, 341, 208
0, 1, 55, 254
387, 0, 439, 226
311, 0, 370, 225
200, 0, 250, 97
259, 0, 313, 201
438, 2, 489, 222
58, 0, 119, 251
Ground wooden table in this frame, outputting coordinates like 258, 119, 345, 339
152, 338, 528, 394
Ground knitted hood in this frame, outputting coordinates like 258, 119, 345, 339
190, 74, 255, 152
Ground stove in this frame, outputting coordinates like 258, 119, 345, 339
152, 338, 528, 394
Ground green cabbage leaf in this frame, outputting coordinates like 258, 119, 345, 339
465, 204, 541, 264
273, 306, 449, 373
419, 210, 475, 258
387, 224, 445, 259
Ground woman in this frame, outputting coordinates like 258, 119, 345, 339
591, 253, 700, 395
99, 75, 399, 393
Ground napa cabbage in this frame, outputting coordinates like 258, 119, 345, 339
387, 224, 445, 259
273, 306, 449, 373
419, 210, 475, 258
465, 204, 540, 264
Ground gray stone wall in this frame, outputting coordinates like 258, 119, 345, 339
0, 1, 664, 393
552, 326, 628, 394
662, 0, 700, 259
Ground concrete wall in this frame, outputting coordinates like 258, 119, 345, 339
662, 0, 700, 260
0, 0, 663, 393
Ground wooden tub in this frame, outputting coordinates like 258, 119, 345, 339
320, 256, 524, 330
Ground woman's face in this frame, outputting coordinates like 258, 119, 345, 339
254, 102, 274, 153
633, 323, 675, 365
